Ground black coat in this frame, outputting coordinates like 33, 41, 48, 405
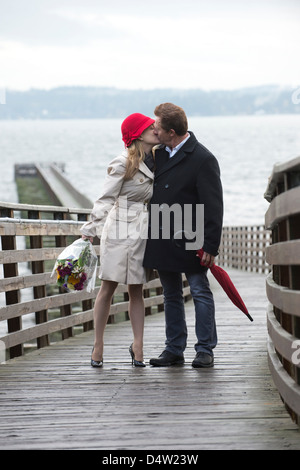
143, 131, 223, 272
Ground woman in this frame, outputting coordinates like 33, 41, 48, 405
80, 113, 160, 367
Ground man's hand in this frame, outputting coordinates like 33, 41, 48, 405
201, 251, 215, 268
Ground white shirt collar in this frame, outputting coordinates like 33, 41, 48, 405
165, 133, 190, 158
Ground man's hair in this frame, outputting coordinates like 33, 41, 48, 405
154, 103, 188, 136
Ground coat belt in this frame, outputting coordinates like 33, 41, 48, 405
115, 198, 149, 210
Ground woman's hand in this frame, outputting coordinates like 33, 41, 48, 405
82, 235, 93, 243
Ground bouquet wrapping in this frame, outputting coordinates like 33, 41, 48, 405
52, 239, 98, 293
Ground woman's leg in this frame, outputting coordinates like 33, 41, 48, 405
128, 284, 145, 362
92, 280, 118, 361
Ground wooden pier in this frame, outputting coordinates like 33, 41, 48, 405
0, 155, 300, 450
15, 162, 93, 209
0, 268, 300, 450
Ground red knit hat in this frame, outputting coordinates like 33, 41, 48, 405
121, 113, 155, 148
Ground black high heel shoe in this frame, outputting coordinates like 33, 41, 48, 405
129, 344, 146, 367
91, 347, 103, 368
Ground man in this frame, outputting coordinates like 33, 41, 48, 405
143, 103, 223, 368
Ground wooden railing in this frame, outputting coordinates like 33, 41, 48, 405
0, 200, 271, 362
0, 202, 180, 360
218, 225, 271, 274
264, 155, 300, 426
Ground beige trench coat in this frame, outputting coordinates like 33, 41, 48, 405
80, 151, 154, 284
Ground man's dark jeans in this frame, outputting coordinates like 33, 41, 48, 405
158, 270, 217, 356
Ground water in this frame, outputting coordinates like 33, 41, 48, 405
1, 114, 299, 226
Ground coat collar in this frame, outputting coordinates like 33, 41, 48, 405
139, 159, 154, 180
121, 150, 154, 180
154, 131, 197, 178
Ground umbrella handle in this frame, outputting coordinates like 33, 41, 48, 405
196, 249, 215, 267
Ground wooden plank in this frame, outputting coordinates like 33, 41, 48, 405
1, 308, 94, 348
0, 292, 172, 348
264, 155, 300, 202
0, 269, 300, 450
266, 273, 300, 317
0, 221, 83, 237
0, 200, 92, 215
0, 267, 102, 292
0, 276, 165, 321
0, 289, 97, 321
45, 163, 93, 209
265, 186, 300, 229
0, 245, 100, 264
267, 304, 299, 363
266, 240, 300, 265
268, 339, 300, 417
0, 272, 54, 292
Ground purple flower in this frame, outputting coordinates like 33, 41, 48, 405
57, 265, 72, 277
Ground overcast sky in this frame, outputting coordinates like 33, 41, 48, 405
0, 0, 299, 91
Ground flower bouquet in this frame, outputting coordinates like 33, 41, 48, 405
52, 239, 98, 293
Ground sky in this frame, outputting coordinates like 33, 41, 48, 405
0, 0, 299, 91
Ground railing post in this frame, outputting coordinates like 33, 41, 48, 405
0, 207, 23, 358
54, 211, 73, 340
28, 209, 49, 349
77, 212, 94, 331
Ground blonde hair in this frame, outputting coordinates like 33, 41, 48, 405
124, 140, 145, 180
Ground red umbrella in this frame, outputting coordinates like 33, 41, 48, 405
197, 249, 253, 322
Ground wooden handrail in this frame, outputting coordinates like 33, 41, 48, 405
0, 202, 187, 360
0, 200, 270, 362
0, 200, 91, 215
218, 225, 271, 274
264, 155, 300, 426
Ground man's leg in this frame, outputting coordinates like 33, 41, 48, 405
158, 270, 187, 355
149, 270, 186, 366
186, 271, 217, 367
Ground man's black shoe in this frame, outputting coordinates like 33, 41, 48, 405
192, 352, 214, 368
149, 350, 184, 367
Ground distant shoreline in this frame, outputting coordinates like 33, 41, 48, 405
1, 84, 299, 120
